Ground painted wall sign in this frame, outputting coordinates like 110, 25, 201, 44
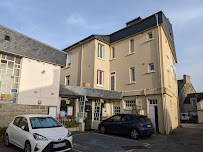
102, 108, 107, 116
66, 100, 70, 104
60, 111, 66, 117
11, 89, 17, 93
1, 60, 7, 63
1, 94, 9, 98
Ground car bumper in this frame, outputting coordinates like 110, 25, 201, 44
33, 136, 73, 152
139, 128, 154, 136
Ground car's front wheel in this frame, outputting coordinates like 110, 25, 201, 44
24, 141, 31, 152
130, 129, 139, 139
99, 126, 106, 134
4, 134, 11, 147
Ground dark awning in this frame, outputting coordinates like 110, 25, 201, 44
60, 85, 122, 100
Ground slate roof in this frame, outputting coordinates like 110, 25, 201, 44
0, 25, 67, 66
184, 93, 203, 104
63, 11, 177, 61
60, 85, 122, 100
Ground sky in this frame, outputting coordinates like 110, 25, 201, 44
0, 0, 203, 92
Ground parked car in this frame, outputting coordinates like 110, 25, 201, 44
4, 115, 73, 152
180, 113, 190, 123
98, 114, 154, 139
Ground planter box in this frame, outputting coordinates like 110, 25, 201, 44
67, 127, 80, 132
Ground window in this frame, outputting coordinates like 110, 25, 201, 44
121, 115, 133, 121
130, 67, 135, 83
66, 75, 70, 85
125, 100, 136, 107
149, 99, 157, 105
19, 117, 29, 132
97, 70, 104, 86
130, 39, 134, 53
109, 115, 121, 122
191, 98, 197, 109
5, 35, 10, 41
111, 47, 115, 59
67, 54, 71, 67
110, 72, 116, 91
13, 117, 21, 127
148, 33, 153, 40
98, 43, 104, 59
114, 106, 120, 115
149, 63, 155, 72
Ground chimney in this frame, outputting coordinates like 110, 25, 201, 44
183, 75, 191, 84
126, 17, 142, 27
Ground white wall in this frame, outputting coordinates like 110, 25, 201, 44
18, 58, 61, 107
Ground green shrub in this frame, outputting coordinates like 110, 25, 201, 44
65, 119, 77, 128
0, 127, 7, 137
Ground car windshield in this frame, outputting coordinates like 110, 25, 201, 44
137, 115, 150, 122
30, 117, 62, 129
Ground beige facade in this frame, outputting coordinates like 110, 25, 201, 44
197, 100, 203, 123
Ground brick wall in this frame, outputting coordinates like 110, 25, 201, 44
0, 103, 49, 127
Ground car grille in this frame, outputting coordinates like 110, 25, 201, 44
42, 139, 71, 152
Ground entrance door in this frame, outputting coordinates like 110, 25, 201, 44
49, 107, 57, 118
149, 100, 159, 132
110, 72, 116, 91
85, 105, 92, 130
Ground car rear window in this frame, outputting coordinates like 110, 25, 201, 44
136, 115, 150, 122
30, 117, 62, 129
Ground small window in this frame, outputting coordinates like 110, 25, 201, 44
97, 70, 104, 86
5, 35, 10, 41
114, 106, 120, 115
66, 75, 70, 86
67, 54, 71, 67
191, 99, 197, 109
149, 63, 155, 72
98, 43, 104, 59
110, 115, 121, 122
130, 39, 134, 54
148, 33, 153, 40
125, 100, 136, 107
111, 47, 115, 59
130, 67, 135, 83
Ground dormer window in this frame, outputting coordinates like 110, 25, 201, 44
5, 35, 10, 41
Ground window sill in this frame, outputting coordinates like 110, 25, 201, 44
97, 57, 105, 61
126, 52, 135, 57
128, 82, 136, 85
96, 84, 104, 88
147, 71, 155, 74
146, 38, 154, 42
63, 66, 71, 69
109, 58, 116, 61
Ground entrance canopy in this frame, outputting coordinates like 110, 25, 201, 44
60, 85, 122, 100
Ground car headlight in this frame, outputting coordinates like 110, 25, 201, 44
67, 131, 71, 137
33, 133, 48, 141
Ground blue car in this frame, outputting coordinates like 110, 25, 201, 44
98, 114, 154, 139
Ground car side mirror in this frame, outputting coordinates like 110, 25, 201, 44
21, 126, 25, 130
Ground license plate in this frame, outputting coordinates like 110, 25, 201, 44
53, 142, 66, 148
147, 125, 152, 128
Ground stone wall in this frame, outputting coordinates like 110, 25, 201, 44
0, 103, 49, 127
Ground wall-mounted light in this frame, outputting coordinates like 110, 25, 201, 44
38, 100, 42, 105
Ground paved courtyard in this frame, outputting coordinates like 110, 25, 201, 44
0, 127, 203, 152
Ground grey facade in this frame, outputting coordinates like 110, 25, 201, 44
0, 25, 67, 66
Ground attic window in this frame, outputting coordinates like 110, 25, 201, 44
5, 35, 10, 41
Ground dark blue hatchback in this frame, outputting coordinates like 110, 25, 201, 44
98, 114, 154, 139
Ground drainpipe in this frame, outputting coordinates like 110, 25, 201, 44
79, 42, 84, 86
155, 14, 167, 134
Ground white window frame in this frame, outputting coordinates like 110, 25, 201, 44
148, 63, 155, 72
65, 75, 70, 86
111, 47, 115, 59
114, 106, 121, 115
110, 71, 116, 91
67, 53, 71, 67
129, 39, 135, 54
97, 70, 104, 86
148, 32, 153, 40
130, 67, 135, 83
125, 100, 136, 107
98, 43, 104, 59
